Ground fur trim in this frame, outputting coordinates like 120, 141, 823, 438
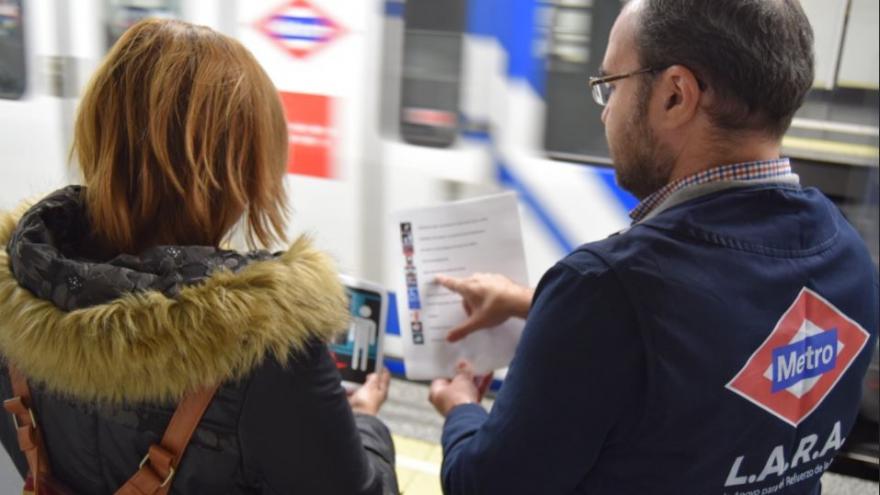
0, 207, 348, 404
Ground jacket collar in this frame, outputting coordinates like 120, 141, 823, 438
633, 184, 840, 257
0, 189, 348, 404
637, 174, 801, 224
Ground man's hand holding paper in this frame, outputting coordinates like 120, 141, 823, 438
428, 274, 533, 416
391, 193, 530, 380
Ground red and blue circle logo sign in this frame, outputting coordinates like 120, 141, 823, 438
726, 288, 870, 427
257, 0, 346, 59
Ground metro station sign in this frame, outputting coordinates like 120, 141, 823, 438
257, 0, 346, 59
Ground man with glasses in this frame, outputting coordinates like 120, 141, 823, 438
428, 0, 878, 494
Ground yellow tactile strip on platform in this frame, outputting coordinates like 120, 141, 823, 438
393, 434, 444, 495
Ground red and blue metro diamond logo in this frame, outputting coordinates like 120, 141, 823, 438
725, 288, 870, 427
257, 0, 346, 60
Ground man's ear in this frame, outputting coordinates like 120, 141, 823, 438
655, 64, 702, 129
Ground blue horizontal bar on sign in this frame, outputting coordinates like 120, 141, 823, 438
272, 15, 325, 25
271, 34, 327, 41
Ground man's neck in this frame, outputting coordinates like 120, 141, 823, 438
669, 137, 782, 183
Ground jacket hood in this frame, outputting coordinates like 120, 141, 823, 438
0, 187, 348, 404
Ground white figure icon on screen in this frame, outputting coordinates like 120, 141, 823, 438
350, 304, 377, 371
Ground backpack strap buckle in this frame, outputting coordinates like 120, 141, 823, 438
139, 447, 176, 487
5, 397, 37, 430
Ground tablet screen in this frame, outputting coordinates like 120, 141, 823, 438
330, 283, 384, 385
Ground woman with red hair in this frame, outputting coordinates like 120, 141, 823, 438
0, 18, 397, 494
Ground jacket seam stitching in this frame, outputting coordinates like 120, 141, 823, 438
640, 223, 841, 258
235, 373, 259, 490
559, 250, 652, 443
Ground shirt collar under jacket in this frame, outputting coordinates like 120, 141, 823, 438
629, 158, 800, 224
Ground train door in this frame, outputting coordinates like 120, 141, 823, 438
0, 2, 264, 489
0, 0, 107, 484
0, 0, 190, 213
105, 0, 179, 48
399, 0, 466, 147
0, 0, 25, 99
0, 0, 70, 211
234, 0, 383, 277
543, 0, 620, 162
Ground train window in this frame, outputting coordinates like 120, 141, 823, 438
105, 0, 179, 50
399, 0, 466, 148
540, 0, 879, 263
541, 0, 880, 167
542, 0, 622, 163
0, 0, 25, 100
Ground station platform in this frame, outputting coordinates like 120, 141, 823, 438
380, 379, 879, 495
0, 378, 874, 493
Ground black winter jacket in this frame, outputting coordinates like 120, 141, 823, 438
0, 187, 399, 494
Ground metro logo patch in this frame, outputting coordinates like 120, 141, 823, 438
257, 0, 346, 59
771, 329, 837, 392
726, 288, 870, 427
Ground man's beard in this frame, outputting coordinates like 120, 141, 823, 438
609, 84, 675, 200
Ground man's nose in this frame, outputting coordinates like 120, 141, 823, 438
601, 106, 609, 124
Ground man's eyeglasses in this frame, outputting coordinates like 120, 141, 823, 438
589, 67, 658, 106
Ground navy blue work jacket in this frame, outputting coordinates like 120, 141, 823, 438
440, 184, 878, 495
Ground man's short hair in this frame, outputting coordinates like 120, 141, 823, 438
635, 0, 815, 137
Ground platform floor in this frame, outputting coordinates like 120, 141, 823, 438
380, 379, 879, 495
0, 378, 875, 494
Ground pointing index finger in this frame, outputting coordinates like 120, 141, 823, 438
435, 274, 461, 293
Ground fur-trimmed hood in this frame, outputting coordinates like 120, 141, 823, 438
0, 187, 348, 404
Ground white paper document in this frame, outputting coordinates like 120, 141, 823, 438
390, 192, 528, 380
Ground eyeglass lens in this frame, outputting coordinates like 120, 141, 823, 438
592, 82, 609, 106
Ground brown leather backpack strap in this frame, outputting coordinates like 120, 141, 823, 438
3, 365, 51, 494
115, 385, 218, 495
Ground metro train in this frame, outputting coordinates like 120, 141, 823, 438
1, 0, 877, 273
0, 0, 878, 477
